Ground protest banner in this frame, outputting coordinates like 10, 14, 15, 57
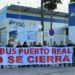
0, 47, 73, 65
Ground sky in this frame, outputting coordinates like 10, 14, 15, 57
0, 0, 70, 13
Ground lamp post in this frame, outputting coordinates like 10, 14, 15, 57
41, 0, 44, 44
17, 2, 21, 22
42, 0, 62, 46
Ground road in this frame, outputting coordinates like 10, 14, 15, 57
0, 66, 75, 75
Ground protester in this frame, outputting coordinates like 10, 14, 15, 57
33, 42, 37, 47
67, 40, 74, 67
43, 41, 48, 47
37, 42, 42, 47
6, 39, 14, 47
52, 41, 58, 47
43, 41, 49, 67
16, 41, 22, 68
22, 42, 29, 67
22, 42, 28, 47
0, 43, 4, 69
58, 41, 65, 67
16, 41, 22, 47
67, 40, 74, 46
35, 42, 42, 67
52, 41, 59, 67
1, 65, 4, 69
32, 42, 38, 67
58, 41, 65, 47
6, 39, 14, 69
29, 42, 33, 47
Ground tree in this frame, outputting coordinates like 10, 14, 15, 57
43, 0, 62, 28
71, 0, 75, 2
41, 0, 62, 46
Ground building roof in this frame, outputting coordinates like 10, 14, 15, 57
7, 5, 68, 17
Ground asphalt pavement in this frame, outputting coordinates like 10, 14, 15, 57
0, 66, 75, 75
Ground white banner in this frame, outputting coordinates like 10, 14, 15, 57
0, 47, 73, 65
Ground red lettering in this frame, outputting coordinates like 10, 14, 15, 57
40, 48, 44, 54
30, 48, 35, 54
57, 49, 61, 54
62, 48, 66, 54
6, 48, 11, 54
47, 56, 54, 62
67, 48, 71, 53
16, 56, 23, 63
0, 48, 4, 54
8, 56, 14, 64
24, 48, 29, 54
52, 48, 56, 54
44, 48, 49, 54
40, 56, 45, 62
0, 57, 3, 63
55, 56, 62, 62
63, 55, 70, 62
19, 48, 23, 54
6, 48, 16, 54
27, 56, 34, 63
35, 56, 38, 63
12, 48, 16, 54
35, 48, 39, 54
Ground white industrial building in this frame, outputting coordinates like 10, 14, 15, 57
0, 3, 75, 75
0, 5, 68, 46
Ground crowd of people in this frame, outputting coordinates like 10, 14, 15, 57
5, 39, 74, 48
0, 39, 75, 69
6, 40, 46, 47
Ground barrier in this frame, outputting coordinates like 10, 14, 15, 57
0, 47, 73, 65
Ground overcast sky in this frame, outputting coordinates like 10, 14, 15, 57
0, 0, 70, 13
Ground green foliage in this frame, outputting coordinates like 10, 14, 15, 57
44, 3, 57, 10
71, 0, 75, 2
43, 0, 61, 10
43, 0, 61, 3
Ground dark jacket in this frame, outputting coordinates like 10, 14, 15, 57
58, 45, 65, 47
67, 43, 74, 47
16, 45, 22, 47
6, 44, 13, 47
22, 44, 28, 47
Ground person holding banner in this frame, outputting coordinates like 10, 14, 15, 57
22, 42, 29, 68
0, 63, 4, 69
33, 42, 38, 47
58, 41, 65, 47
16, 41, 22, 68
22, 42, 28, 47
52, 41, 59, 67
67, 40, 74, 67
37, 42, 42, 47
43, 41, 48, 47
29, 42, 33, 47
32, 42, 38, 67
58, 41, 65, 67
0, 43, 4, 69
6, 39, 14, 69
67, 40, 74, 47
16, 41, 22, 47
6, 40, 14, 47
52, 41, 58, 47
43, 41, 49, 67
